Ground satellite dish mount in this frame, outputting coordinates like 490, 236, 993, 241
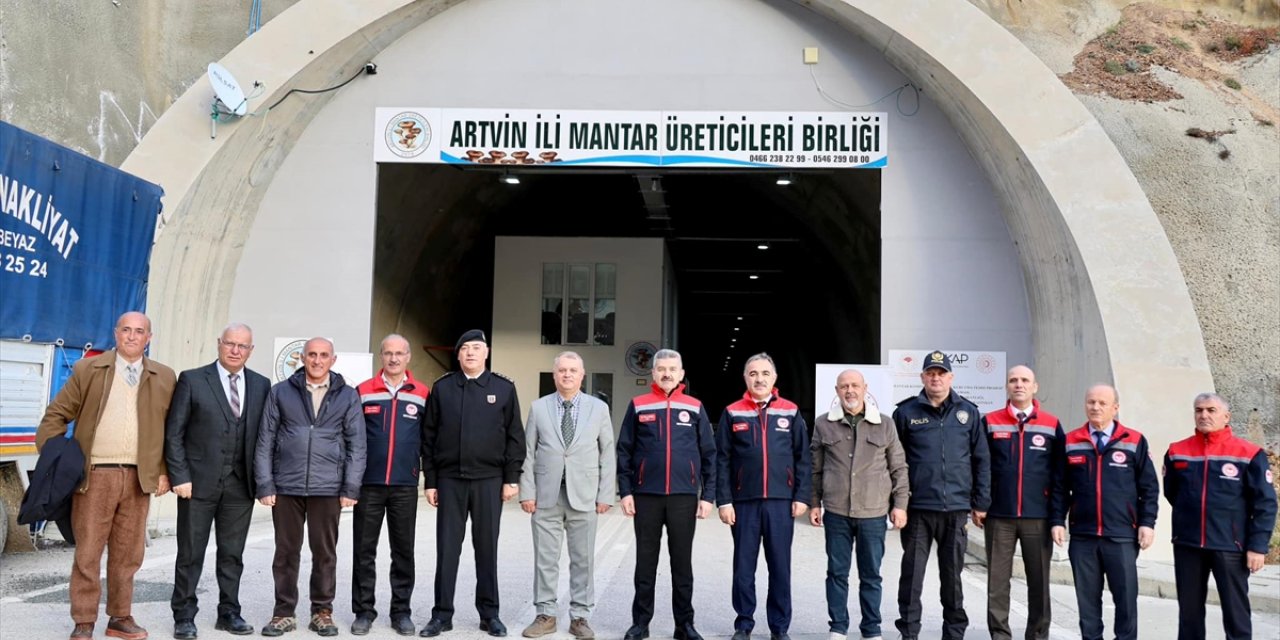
208, 62, 250, 139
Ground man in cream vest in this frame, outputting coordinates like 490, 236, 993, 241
519, 351, 617, 640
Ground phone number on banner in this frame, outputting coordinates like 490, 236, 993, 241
1, 251, 50, 278
748, 154, 876, 165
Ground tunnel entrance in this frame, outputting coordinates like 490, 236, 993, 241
373, 164, 880, 423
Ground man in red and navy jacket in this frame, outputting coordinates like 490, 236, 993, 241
1163, 392, 1277, 640
350, 335, 428, 636
981, 365, 1064, 640
1050, 384, 1159, 640
617, 349, 717, 640
715, 353, 811, 640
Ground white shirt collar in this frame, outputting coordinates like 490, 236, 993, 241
116, 353, 141, 373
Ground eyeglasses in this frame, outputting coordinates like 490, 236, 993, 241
382, 351, 410, 358
219, 339, 254, 352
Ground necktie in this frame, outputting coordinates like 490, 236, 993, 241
126, 365, 138, 387
561, 399, 575, 446
1093, 430, 1106, 450
1015, 411, 1027, 427
229, 372, 241, 418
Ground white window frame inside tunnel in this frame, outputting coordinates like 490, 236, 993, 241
541, 262, 617, 347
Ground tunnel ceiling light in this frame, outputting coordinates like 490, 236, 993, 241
757, 243, 770, 250
776, 174, 793, 186
501, 171, 520, 185
737, 316, 743, 321
731, 338, 736, 343
749, 274, 759, 280
733, 327, 740, 331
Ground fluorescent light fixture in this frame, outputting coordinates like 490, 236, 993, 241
749, 274, 759, 280
501, 172, 520, 185
776, 174, 793, 186
757, 243, 769, 250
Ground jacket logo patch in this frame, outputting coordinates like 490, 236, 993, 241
732, 422, 749, 433
638, 413, 657, 423
992, 431, 1012, 440
956, 410, 970, 425
1031, 434, 1046, 446
678, 410, 691, 423
776, 417, 790, 430
405, 404, 418, 416
1068, 455, 1087, 465
1111, 451, 1126, 464
364, 405, 381, 415
1221, 462, 1239, 478
909, 417, 929, 425
487, 395, 496, 404
1173, 461, 1189, 469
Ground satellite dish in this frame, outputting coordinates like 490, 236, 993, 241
208, 62, 248, 116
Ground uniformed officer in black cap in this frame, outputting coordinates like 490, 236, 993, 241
419, 330, 525, 638
891, 350, 990, 640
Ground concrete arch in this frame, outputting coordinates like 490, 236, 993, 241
124, 0, 1210, 503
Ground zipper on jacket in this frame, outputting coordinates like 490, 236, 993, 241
1017, 426, 1025, 517
638, 459, 646, 486
1200, 448, 1209, 547
689, 460, 696, 486
1093, 436, 1103, 536
386, 392, 398, 485
758, 403, 770, 499
665, 399, 672, 494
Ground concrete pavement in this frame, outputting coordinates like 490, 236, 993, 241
2, 499, 1277, 640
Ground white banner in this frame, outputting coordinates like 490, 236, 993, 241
374, 108, 887, 169
888, 349, 1007, 415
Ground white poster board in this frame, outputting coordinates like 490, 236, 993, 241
888, 349, 1006, 414
814, 364, 893, 420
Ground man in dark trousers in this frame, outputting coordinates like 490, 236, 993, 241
981, 365, 1064, 640
1051, 384, 1159, 640
715, 353, 811, 640
420, 330, 525, 638
616, 348, 717, 640
255, 337, 366, 638
1163, 392, 1276, 640
892, 350, 990, 640
166, 322, 270, 639
351, 334, 428, 636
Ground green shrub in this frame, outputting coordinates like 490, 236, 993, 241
1104, 60, 1127, 76
1225, 78, 1242, 90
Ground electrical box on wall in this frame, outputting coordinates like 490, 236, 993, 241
803, 47, 819, 64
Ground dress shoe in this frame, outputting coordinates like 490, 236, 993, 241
106, 616, 149, 640
732, 631, 750, 640
521, 615, 557, 638
172, 618, 197, 639
419, 618, 452, 637
623, 625, 649, 640
769, 634, 790, 640
673, 623, 703, 640
351, 614, 375, 635
480, 618, 508, 637
391, 616, 417, 636
214, 613, 253, 635
70, 624, 94, 640
567, 618, 594, 640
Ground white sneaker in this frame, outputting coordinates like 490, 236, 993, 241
828, 633, 847, 640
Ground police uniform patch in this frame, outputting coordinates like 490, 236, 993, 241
956, 410, 969, 425
1222, 462, 1239, 478
1032, 434, 1046, 446
487, 395, 496, 404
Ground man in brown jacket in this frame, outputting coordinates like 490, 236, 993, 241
810, 369, 908, 640
36, 311, 176, 640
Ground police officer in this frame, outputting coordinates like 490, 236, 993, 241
981, 365, 1064, 640
715, 353, 811, 640
420, 330, 525, 638
617, 349, 717, 640
1051, 384, 1159, 640
1163, 392, 1277, 640
351, 335, 428, 636
892, 350, 990, 640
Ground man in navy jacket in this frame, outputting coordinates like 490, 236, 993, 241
1051, 384, 1159, 640
715, 353, 811, 640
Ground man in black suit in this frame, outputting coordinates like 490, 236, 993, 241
165, 322, 270, 638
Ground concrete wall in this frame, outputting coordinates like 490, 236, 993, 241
225, 0, 1030, 399
492, 237, 666, 431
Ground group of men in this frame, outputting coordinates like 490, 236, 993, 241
32, 313, 1278, 640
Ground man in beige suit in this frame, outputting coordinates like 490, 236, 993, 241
519, 351, 617, 640
36, 311, 177, 640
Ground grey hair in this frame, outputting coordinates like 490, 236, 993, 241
653, 349, 683, 367
221, 322, 253, 339
1193, 392, 1230, 412
305, 336, 335, 352
553, 350, 584, 368
1087, 383, 1119, 405
743, 352, 776, 375
380, 333, 410, 352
